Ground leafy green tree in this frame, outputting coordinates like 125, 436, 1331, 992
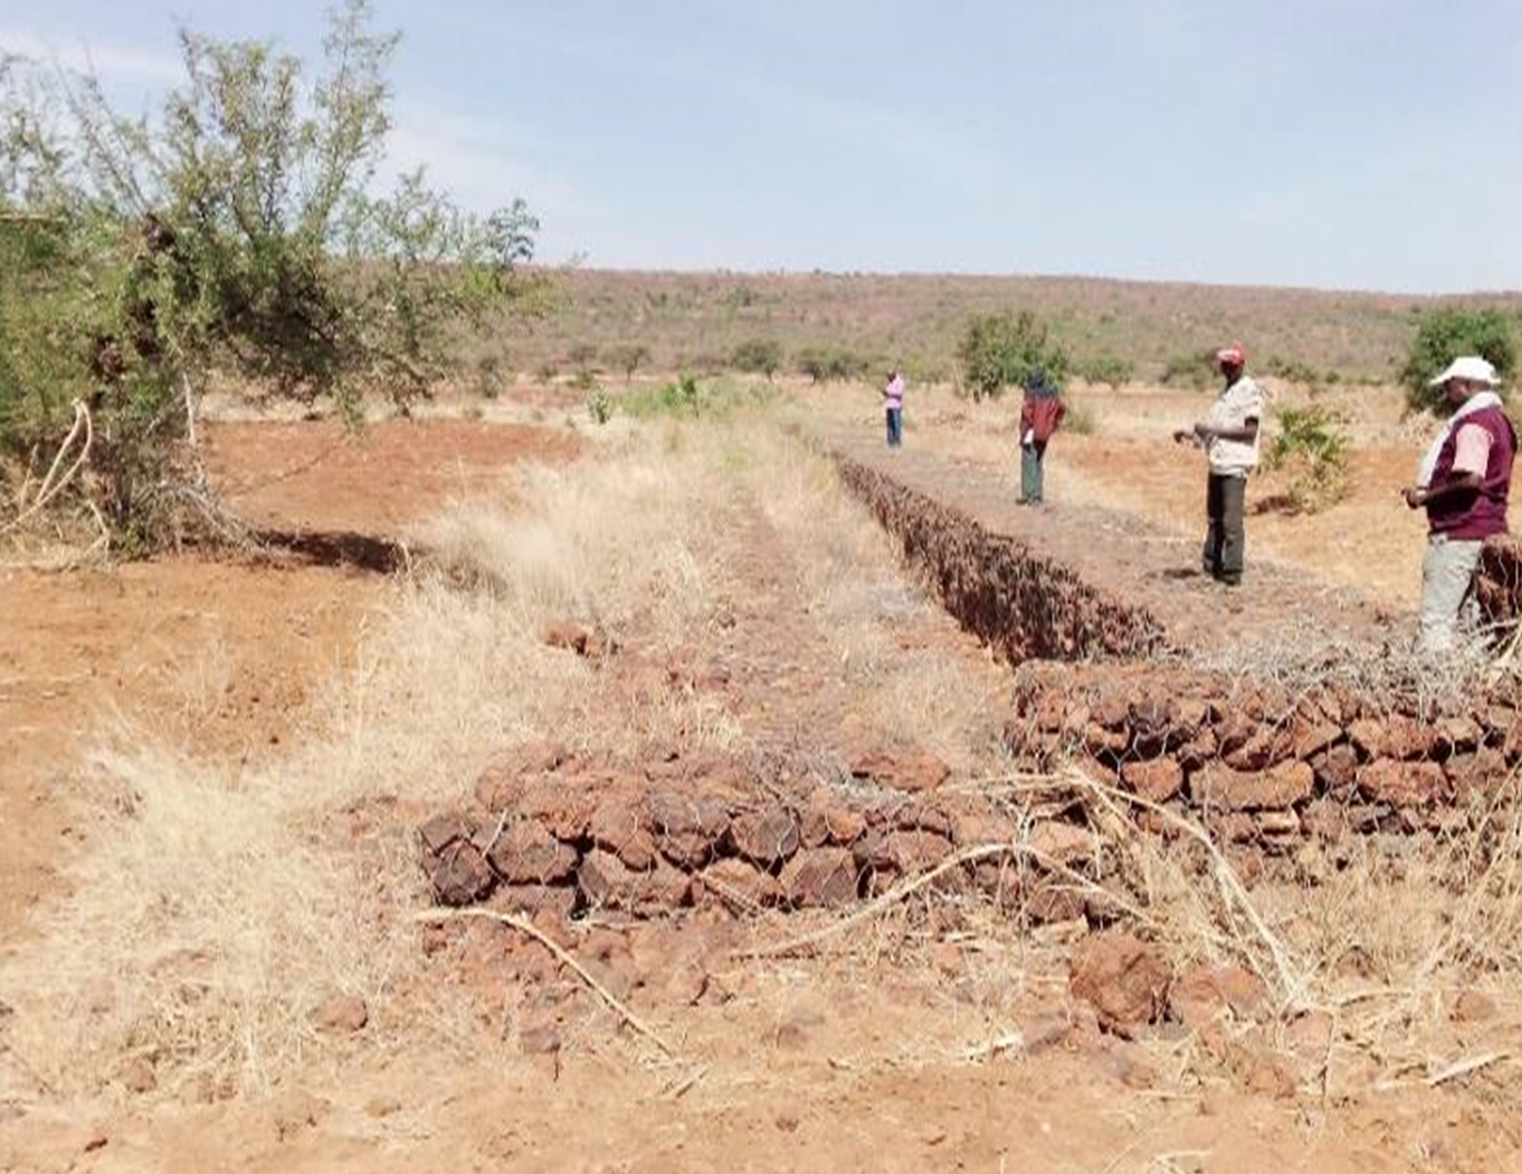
955, 311, 1067, 401
1399, 307, 1518, 415
0, 1, 539, 544
731, 338, 782, 380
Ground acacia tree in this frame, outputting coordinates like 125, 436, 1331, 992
955, 310, 1068, 401
0, 1, 539, 546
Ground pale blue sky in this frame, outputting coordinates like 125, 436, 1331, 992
3, 0, 1520, 292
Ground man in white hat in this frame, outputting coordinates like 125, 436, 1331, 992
1402, 356, 1516, 653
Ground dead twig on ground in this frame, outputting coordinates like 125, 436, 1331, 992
415, 907, 679, 1058
734, 839, 1143, 960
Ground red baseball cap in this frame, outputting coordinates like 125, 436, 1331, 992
1215, 344, 1247, 368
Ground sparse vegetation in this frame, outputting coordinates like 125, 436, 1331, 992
0, 1, 539, 548
955, 310, 1068, 401
1074, 354, 1134, 388
1400, 307, 1518, 415
1261, 404, 1351, 513
730, 338, 784, 380
605, 342, 650, 384
1161, 351, 1218, 390
795, 345, 869, 384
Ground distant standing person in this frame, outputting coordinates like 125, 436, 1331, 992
1172, 344, 1263, 586
1402, 356, 1515, 654
1018, 367, 1065, 504
883, 369, 905, 448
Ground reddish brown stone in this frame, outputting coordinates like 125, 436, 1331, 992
1192, 761, 1313, 812
543, 620, 605, 658
474, 740, 570, 809
1169, 964, 1268, 1029
799, 792, 868, 847
781, 847, 859, 908
1030, 821, 1095, 866
1083, 722, 1130, 757
313, 993, 369, 1035
950, 809, 1018, 846
882, 830, 953, 875
1289, 718, 1341, 761
589, 799, 659, 871
1223, 730, 1290, 772
517, 781, 598, 842
577, 849, 691, 914
430, 842, 495, 906
696, 858, 784, 910
1092, 691, 1129, 730
1435, 715, 1483, 754
1069, 931, 1172, 1037
648, 792, 731, 868
1311, 744, 1359, 794
1445, 746, 1508, 800
728, 808, 801, 869
1348, 718, 1384, 760
889, 801, 953, 838
418, 811, 475, 859
849, 750, 950, 793
1120, 758, 1184, 803
486, 821, 579, 885
1357, 760, 1449, 807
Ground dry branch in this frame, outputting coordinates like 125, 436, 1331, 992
415, 907, 678, 1058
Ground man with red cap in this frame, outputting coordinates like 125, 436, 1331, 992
1173, 344, 1263, 586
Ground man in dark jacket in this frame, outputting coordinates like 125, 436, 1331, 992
1402, 356, 1516, 653
1018, 368, 1065, 504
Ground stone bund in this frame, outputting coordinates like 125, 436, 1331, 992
830, 445, 1521, 847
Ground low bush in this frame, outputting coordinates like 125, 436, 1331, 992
1161, 352, 1218, 390
730, 338, 783, 380
796, 345, 869, 384
1261, 405, 1351, 513
1074, 354, 1134, 388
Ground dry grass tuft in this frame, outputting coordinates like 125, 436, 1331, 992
0, 429, 744, 1102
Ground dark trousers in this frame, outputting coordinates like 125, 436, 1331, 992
1020, 441, 1047, 502
886, 407, 903, 447
1203, 472, 1246, 584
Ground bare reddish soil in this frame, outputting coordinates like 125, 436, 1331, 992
204, 418, 580, 536
1, 418, 579, 945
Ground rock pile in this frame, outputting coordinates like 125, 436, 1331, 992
1005, 662, 1520, 846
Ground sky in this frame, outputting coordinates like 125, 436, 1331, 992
2, 0, 1519, 293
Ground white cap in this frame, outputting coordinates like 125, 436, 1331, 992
1428, 355, 1501, 388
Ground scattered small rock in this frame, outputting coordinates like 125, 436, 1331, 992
1069, 930, 1171, 1037
1451, 988, 1498, 1023
313, 993, 369, 1035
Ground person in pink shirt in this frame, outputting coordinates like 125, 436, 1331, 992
883, 370, 905, 448
1402, 356, 1516, 653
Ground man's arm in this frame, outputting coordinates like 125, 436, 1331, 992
1404, 472, 1483, 509
1194, 417, 1259, 444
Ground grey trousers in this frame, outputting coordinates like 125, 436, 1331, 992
1020, 441, 1046, 502
1419, 535, 1484, 653
1203, 473, 1246, 584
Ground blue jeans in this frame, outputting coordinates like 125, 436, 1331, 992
886, 407, 903, 447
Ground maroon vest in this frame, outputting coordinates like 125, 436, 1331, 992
1428, 405, 1517, 539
